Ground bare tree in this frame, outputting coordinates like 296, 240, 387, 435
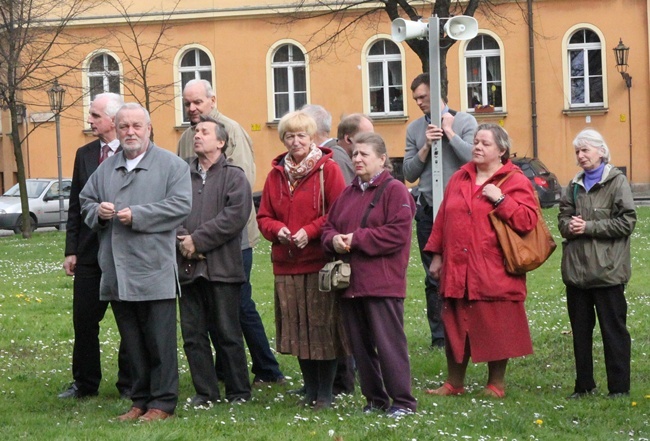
0, 0, 97, 237
282, 1, 503, 98
107, 0, 182, 141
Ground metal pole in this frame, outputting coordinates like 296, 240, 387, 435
627, 84, 632, 183
55, 112, 66, 231
428, 16, 444, 219
527, 0, 538, 158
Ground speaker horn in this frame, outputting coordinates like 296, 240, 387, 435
443, 16, 479, 40
391, 18, 428, 42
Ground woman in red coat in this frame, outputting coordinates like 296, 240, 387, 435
424, 123, 538, 398
257, 110, 347, 410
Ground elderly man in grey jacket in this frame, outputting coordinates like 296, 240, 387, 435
80, 103, 191, 422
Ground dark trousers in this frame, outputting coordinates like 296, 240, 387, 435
112, 299, 178, 414
214, 248, 283, 382
415, 201, 445, 346
566, 284, 631, 394
182, 279, 251, 401
71, 264, 130, 395
341, 297, 416, 411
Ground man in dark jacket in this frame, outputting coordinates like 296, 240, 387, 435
59, 93, 131, 399
177, 116, 253, 407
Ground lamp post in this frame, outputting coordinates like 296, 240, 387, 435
613, 38, 632, 183
48, 79, 66, 231
392, 15, 478, 217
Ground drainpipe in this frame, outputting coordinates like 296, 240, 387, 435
528, 0, 538, 158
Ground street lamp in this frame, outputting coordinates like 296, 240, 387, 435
613, 38, 632, 183
48, 79, 66, 231
392, 15, 478, 217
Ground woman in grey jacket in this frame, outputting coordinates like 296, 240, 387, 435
558, 128, 636, 399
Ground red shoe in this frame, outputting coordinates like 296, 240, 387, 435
482, 384, 506, 398
425, 382, 465, 396
116, 407, 145, 422
138, 408, 173, 422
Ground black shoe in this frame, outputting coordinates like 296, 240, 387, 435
252, 376, 286, 387
189, 395, 215, 408
430, 339, 445, 349
607, 391, 630, 399
58, 384, 98, 399
287, 385, 306, 396
566, 388, 597, 400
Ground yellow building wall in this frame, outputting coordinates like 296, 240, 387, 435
5, 0, 649, 192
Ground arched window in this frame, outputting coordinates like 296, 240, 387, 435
567, 28, 603, 107
366, 40, 404, 115
464, 34, 502, 111
88, 53, 120, 101
178, 48, 213, 123
271, 44, 307, 119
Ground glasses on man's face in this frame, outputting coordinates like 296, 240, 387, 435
283, 132, 310, 142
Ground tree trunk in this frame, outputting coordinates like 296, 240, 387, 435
10, 105, 32, 238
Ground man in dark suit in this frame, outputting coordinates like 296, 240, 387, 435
58, 93, 131, 399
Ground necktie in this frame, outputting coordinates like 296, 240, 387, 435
99, 144, 110, 164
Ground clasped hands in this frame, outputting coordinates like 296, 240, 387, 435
277, 226, 309, 249
98, 202, 132, 225
332, 233, 353, 254
177, 234, 205, 260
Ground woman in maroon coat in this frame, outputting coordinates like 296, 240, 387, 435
257, 110, 346, 410
322, 133, 417, 418
424, 123, 538, 398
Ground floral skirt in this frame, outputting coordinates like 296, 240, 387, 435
274, 273, 349, 360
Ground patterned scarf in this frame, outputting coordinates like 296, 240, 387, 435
284, 144, 322, 191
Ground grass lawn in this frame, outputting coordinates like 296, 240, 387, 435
0, 207, 649, 440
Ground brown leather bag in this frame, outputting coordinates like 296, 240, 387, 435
488, 171, 557, 275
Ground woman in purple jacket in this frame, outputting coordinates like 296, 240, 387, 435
322, 132, 417, 418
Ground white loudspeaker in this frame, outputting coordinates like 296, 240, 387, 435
443, 16, 479, 40
391, 18, 428, 42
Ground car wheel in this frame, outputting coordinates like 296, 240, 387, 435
13, 215, 36, 234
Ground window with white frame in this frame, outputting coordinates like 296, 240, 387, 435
88, 53, 120, 101
567, 29, 603, 107
271, 44, 307, 119
367, 40, 403, 115
179, 48, 213, 123
464, 34, 502, 111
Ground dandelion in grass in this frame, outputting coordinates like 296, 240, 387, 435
632, 402, 637, 406
535, 419, 543, 426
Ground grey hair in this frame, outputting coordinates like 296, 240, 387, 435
573, 128, 610, 163
184, 79, 215, 99
475, 123, 511, 164
352, 132, 393, 172
115, 102, 151, 125
300, 104, 332, 135
93, 93, 124, 118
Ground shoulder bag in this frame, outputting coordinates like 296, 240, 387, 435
318, 176, 394, 292
488, 170, 556, 275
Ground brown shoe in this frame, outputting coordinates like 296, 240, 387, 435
138, 408, 173, 422
116, 407, 145, 422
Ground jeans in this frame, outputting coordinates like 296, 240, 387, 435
415, 202, 445, 346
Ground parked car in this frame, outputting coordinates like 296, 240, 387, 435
511, 156, 562, 208
0, 178, 72, 233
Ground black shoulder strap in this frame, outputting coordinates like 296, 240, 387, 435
360, 177, 394, 228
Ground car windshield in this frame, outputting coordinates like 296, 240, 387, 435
3, 181, 50, 198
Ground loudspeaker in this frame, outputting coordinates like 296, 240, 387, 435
391, 18, 428, 42
443, 16, 479, 40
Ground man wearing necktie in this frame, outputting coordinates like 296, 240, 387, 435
58, 93, 132, 399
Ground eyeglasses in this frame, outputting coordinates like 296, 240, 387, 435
283, 132, 310, 142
